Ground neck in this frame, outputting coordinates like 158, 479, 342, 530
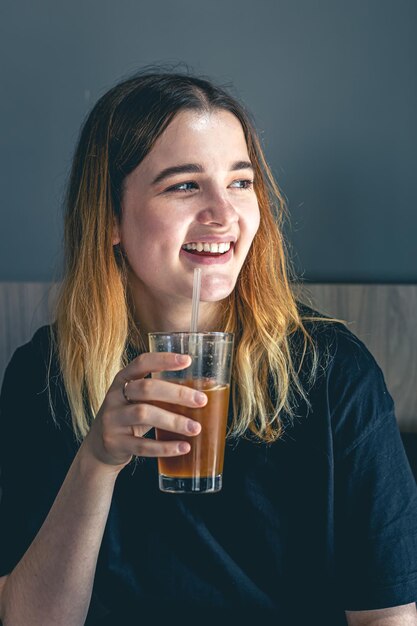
128, 282, 224, 347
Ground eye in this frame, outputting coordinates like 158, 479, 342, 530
229, 179, 254, 190
166, 181, 199, 193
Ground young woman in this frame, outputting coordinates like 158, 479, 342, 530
0, 71, 416, 626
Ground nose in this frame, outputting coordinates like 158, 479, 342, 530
196, 188, 239, 227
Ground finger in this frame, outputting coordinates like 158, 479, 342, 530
117, 377, 207, 408
114, 352, 192, 387
120, 434, 191, 458
112, 403, 202, 437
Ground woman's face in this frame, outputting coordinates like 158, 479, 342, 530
114, 108, 260, 308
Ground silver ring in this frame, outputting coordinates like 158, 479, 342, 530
122, 380, 134, 404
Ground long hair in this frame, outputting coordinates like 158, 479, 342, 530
54, 69, 321, 443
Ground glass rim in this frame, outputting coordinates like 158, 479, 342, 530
147, 331, 234, 339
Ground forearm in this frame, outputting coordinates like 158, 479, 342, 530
346, 603, 417, 625
1, 448, 118, 626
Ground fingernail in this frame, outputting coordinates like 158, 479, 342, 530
187, 419, 201, 434
178, 442, 190, 453
194, 391, 207, 405
176, 354, 190, 364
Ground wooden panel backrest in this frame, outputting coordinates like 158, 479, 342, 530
1, 282, 416, 432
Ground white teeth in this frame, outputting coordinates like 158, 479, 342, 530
182, 241, 233, 254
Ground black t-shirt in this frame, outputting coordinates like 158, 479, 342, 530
1, 319, 417, 625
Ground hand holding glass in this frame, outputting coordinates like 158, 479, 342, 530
148, 332, 234, 494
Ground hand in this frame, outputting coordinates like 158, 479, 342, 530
80, 352, 207, 471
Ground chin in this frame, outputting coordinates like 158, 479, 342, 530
191, 272, 239, 303
199, 283, 236, 302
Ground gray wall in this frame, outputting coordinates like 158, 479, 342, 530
1, 0, 416, 282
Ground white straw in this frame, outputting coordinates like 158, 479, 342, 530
190, 268, 201, 332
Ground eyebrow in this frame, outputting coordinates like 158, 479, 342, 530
151, 160, 254, 186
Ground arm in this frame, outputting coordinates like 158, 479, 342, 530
0, 351, 205, 626
346, 603, 417, 625
0, 448, 117, 626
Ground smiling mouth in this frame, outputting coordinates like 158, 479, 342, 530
181, 242, 233, 256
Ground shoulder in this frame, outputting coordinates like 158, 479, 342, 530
15, 323, 55, 362
0, 324, 69, 435
295, 303, 395, 445
296, 302, 386, 384
4, 324, 55, 365
1, 325, 57, 395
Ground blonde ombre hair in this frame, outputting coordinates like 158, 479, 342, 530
53, 70, 323, 444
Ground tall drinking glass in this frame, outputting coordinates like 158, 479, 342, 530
148, 332, 234, 494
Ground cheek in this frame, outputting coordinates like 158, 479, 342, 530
253, 209, 261, 235
244, 202, 261, 242
120, 208, 162, 243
